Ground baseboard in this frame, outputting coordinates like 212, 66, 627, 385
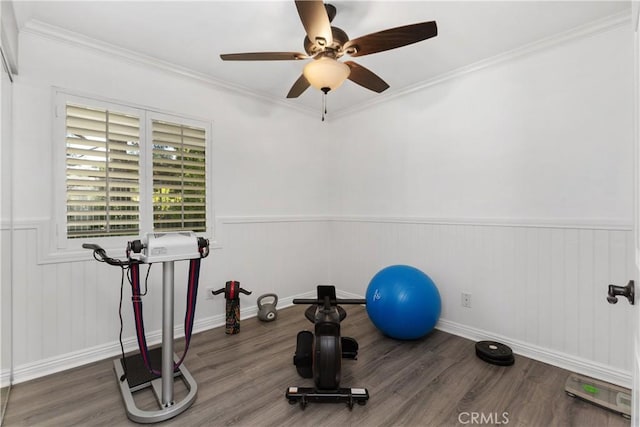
334, 290, 632, 389
11, 291, 630, 389
11, 291, 315, 385
436, 319, 632, 389
0, 369, 10, 388
335, 289, 368, 301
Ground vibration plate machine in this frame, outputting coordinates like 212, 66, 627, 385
84, 232, 209, 423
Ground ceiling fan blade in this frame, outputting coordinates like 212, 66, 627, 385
295, 0, 333, 48
286, 74, 310, 98
220, 52, 308, 61
344, 61, 389, 93
344, 21, 437, 57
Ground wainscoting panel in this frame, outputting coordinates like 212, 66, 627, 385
9, 217, 635, 386
328, 219, 634, 385
10, 217, 329, 383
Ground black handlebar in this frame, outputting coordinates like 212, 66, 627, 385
211, 288, 252, 295
212, 280, 252, 300
82, 243, 102, 251
82, 243, 132, 266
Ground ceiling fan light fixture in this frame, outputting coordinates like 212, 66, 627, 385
220, 2, 438, 100
303, 56, 350, 92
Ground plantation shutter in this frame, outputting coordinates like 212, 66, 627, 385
152, 120, 206, 232
65, 104, 140, 238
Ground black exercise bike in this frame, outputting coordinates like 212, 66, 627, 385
285, 285, 369, 409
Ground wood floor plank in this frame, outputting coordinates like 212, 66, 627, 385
4, 305, 630, 426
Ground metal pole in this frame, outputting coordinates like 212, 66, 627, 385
162, 261, 175, 407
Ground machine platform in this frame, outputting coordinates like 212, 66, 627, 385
285, 386, 369, 410
114, 349, 197, 423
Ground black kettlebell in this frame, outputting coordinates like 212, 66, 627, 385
257, 294, 278, 322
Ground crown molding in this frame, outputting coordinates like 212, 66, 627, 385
333, 10, 632, 119
20, 19, 318, 118
15, 10, 634, 121
1, 0, 19, 75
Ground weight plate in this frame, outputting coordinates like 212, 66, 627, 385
475, 341, 515, 366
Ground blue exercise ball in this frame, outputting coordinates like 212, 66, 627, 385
366, 265, 441, 340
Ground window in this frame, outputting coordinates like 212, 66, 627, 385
57, 93, 211, 245
66, 104, 141, 238
152, 120, 206, 232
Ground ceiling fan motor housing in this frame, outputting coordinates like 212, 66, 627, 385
304, 26, 350, 57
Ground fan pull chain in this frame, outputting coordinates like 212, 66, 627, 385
321, 88, 330, 122
322, 91, 326, 122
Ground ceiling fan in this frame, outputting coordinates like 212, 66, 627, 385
220, 0, 438, 99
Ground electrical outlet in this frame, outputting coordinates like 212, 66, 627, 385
461, 292, 472, 308
206, 288, 215, 299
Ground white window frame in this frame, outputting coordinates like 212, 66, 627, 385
54, 90, 214, 250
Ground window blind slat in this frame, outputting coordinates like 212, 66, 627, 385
66, 169, 139, 180
152, 184, 204, 191
68, 200, 139, 207
152, 148, 205, 160
66, 160, 140, 172
152, 164, 206, 174
66, 117, 139, 138
67, 220, 139, 227
66, 179, 139, 189
153, 122, 205, 137
152, 136, 206, 149
68, 191, 139, 199
67, 105, 139, 126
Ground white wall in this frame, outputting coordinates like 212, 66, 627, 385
327, 24, 635, 386
328, 26, 632, 222
10, 29, 330, 381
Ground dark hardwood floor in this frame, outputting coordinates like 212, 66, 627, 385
4, 305, 630, 426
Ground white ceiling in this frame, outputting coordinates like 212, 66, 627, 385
12, 1, 631, 114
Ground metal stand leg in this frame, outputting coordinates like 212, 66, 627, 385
162, 261, 174, 407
